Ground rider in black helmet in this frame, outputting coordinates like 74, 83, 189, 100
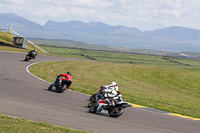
56, 72, 72, 90
28, 48, 37, 59
67, 72, 71, 76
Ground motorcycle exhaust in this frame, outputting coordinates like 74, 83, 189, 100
122, 103, 132, 108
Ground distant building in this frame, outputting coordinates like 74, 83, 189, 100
13, 37, 27, 49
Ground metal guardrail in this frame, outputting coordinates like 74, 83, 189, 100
11, 30, 23, 37
28, 40, 49, 54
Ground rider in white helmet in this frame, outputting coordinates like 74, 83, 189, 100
96, 81, 118, 99
109, 81, 118, 91
96, 81, 119, 112
101, 81, 118, 100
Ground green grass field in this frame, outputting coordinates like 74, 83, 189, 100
29, 60, 200, 119
37, 46, 200, 119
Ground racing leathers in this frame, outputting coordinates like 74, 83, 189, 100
96, 85, 118, 112
55, 74, 72, 90
28, 49, 37, 59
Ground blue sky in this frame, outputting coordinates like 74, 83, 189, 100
0, 0, 200, 31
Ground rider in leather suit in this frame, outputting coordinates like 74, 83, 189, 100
28, 49, 37, 59
53, 72, 72, 91
95, 81, 119, 112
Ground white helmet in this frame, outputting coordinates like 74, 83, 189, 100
110, 81, 118, 91
110, 81, 116, 86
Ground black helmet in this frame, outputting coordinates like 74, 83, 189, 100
67, 72, 71, 75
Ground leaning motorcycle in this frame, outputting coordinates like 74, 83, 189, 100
24, 51, 37, 61
48, 77, 68, 93
88, 90, 124, 107
88, 91, 132, 117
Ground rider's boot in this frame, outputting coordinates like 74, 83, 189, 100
96, 106, 102, 112
94, 103, 101, 112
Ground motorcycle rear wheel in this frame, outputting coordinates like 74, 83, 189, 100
109, 107, 124, 117
57, 84, 66, 93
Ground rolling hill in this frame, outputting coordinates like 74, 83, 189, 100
1, 13, 200, 52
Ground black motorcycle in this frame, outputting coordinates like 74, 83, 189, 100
24, 49, 37, 61
48, 77, 69, 93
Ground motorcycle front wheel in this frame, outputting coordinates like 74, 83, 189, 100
24, 55, 29, 61
89, 94, 96, 101
48, 84, 53, 91
89, 105, 97, 113
88, 100, 96, 108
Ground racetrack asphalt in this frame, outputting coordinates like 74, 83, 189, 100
0, 51, 200, 133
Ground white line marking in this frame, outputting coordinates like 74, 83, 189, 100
26, 62, 51, 84
7, 115, 18, 119
26, 62, 90, 97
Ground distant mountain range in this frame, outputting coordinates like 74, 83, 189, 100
1, 13, 200, 52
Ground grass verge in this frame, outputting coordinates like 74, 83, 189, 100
0, 44, 47, 55
0, 31, 14, 43
0, 114, 90, 133
0, 31, 48, 55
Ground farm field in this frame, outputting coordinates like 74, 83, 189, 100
41, 46, 200, 69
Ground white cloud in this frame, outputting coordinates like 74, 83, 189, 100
69, 0, 113, 8
0, 0, 200, 30
0, 0, 27, 5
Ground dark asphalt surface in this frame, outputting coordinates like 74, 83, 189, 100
0, 51, 200, 133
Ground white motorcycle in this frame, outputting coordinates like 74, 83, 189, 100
89, 91, 132, 117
